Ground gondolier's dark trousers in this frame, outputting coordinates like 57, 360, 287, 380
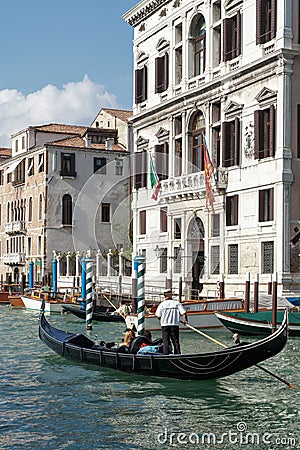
162, 325, 180, 355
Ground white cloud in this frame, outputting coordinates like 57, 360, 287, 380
0, 75, 118, 147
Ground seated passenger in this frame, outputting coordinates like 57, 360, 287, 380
118, 329, 135, 352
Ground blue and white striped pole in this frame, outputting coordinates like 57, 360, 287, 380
52, 258, 57, 298
85, 258, 93, 330
134, 255, 145, 336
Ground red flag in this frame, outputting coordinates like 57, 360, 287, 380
203, 140, 215, 213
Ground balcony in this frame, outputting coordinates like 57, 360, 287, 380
3, 253, 26, 265
160, 172, 206, 199
5, 221, 26, 235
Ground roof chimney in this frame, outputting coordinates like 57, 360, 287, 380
84, 135, 92, 148
105, 138, 114, 151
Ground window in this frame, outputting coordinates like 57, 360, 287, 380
28, 157, 34, 176
0, 204, 2, 226
155, 53, 169, 93
175, 47, 182, 85
38, 194, 43, 221
28, 237, 32, 256
94, 157, 107, 174
226, 195, 238, 226
154, 143, 169, 180
256, 0, 276, 44
160, 208, 168, 232
38, 154, 44, 172
211, 245, 220, 274
140, 210, 146, 235
133, 151, 147, 189
211, 214, 220, 237
115, 159, 123, 175
7, 173, 12, 183
22, 136, 25, 149
28, 197, 33, 222
254, 106, 276, 159
189, 112, 205, 172
62, 194, 72, 225
259, 188, 274, 222
223, 12, 241, 61
0, 170, 3, 185
262, 241, 274, 273
174, 247, 182, 273
38, 235, 42, 255
60, 153, 76, 177
15, 140, 18, 152
174, 218, 181, 239
14, 160, 25, 184
175, 139, 183, 176
192, 15, 206, 76
135, 66, 147, 104
228, 244, 238, 274
222, 118, 240, 167
160, 248, 167, 273
101, 203, 110, 223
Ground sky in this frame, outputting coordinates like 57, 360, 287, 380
0, 0, 139, 147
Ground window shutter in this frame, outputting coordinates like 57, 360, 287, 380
142, 66, 147, 102
270, 188, 274, 220
70, 154, 75, 175
155, 57, 160, 93
164, 53, 169, 91
234, 195, 238, 225
254, 110, 260, 159
225, 196, 230, 226
135, 69, 142, 104
236, 11, 241, 56
222, 121, 228, 166
133, 152, 142, 189
269, 104, 275, 157
271, 0, 276, 39
223, 19, 230, 62
142, 150, 148, 188
256, 0, 262, 45
234, 117, 240, 165
259, 190, 264, 221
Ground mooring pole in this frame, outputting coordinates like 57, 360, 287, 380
267, 274, 272, 295
244, 272, 250, 313
219, 274, 225, 299
253, 273, 259, 313
52, 258, 57, 298
85, 257, 93, 330
271, 272, 278, 333
81, 257, 86, 310
131, 254, 137, 314
135, 255, 145, 336
29, 260, 34, 289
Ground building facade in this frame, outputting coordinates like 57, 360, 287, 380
124, 0, 300, 297
0, 109, 132, 283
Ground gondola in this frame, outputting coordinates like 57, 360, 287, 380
38, 302, 288, 381
215, 310, 300, 337
62, 304, 124, 322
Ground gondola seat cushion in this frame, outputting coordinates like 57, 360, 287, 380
137, 344, 163, 355
130, 336, 153, 354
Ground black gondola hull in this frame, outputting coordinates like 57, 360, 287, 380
62, 304, 124, 322
39, 308, 288, 381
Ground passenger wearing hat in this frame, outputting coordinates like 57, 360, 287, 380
155, 289, 188, 355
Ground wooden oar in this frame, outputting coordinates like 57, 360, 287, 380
102, 293, 126, 320
182, 321, 297, 389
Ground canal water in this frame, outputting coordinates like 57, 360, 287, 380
0, 306, 299, 450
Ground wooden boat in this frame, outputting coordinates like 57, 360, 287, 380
38, 304, 288, 381
126, 298, 245, 332
62, 304, 124, 322
0, 284, 22, 304
215, 309, 300, 337
21, 290, 70, 314
9, 294, 25, 308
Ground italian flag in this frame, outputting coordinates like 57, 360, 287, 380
150, 154, 161, 201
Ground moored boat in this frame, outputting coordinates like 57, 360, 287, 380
9, 294, 25, 308
22, 290, 70, 314
62, 304, 124, 322
215, 309, 300, 336
38, 304, 288, 381
126, 297, 245, 331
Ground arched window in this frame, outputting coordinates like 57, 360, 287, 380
62, 194, 72, 225
189, 112, 205, 172
189, 15, 206, 77
38, 193, 43, 221
28, 197, 33, 222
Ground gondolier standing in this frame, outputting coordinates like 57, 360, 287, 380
155, 290, 188, 355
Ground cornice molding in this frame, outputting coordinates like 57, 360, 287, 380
126, 0, 171, 27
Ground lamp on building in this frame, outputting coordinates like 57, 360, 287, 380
154, 244, 183, 260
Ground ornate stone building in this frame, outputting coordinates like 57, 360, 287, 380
0, 109, 132, 283
124, 0, 300, 297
